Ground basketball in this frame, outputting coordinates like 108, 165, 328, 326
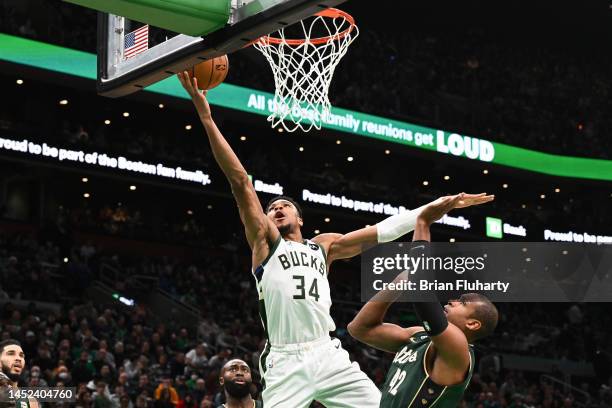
189, 55, 229, 90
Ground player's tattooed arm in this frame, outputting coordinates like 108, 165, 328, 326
178, 72, 279, 255
315, 193, 494, 266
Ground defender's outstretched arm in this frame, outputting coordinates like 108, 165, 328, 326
349, 195, 481, 384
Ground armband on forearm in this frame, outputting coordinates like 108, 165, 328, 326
376, 205, 425, 243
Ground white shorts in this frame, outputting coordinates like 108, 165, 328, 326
260, 336, 381, 408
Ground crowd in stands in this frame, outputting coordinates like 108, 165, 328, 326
2, 0, 612, 159
1, 221, 612, 407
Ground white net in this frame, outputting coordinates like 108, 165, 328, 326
253, 9, 358, 132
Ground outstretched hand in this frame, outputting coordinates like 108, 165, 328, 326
177, 71, 212, 120
419, 193, 494, 225
454, 192, 494, 208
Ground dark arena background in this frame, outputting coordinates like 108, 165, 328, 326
1, 0, 612, 407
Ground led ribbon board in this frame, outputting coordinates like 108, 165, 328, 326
2, 33, 611, 181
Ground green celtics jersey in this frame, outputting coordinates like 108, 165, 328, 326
380, 331, 474, 408
15, 398, 34, 408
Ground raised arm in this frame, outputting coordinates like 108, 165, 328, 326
348, 194, 467, 352
410, 198, 472, 384
178, 72, 278, 260
316, 193, 494, 266
349, 193, 491, 384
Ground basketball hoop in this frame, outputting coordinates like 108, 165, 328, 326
253, 8, 358, 132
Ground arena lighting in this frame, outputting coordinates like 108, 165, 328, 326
16, 79, 23, 85
83, 193, 90, 198
104, 119, 111, 125
187, 209, 193, 215
158, 103, 164, 108
314, 229, 320, 234
299, 146, 304, 152
207, 204, 213, 209
277, 128, 284, 133
240, 136, 247, 141
503, 183, 508, 189
522, 204, 527, 209
112, 293, 135, 307
423, 180, 429, 186
444, 175, 450, 181
63, 257, 68, 263
483, 169, 489, 174
336, 140, 342, 145
122, 112, 130, 117
185, 125, 192, 130
554, 188, 561, 193
129, 185, 136, 191
540, 194, 546, 199
81, 177, 88, 182
347, 156, 354, 162
384, 149, 390, 155
324, 217, 331, 223
449, 238, 456, 242
59, 99, 68, 105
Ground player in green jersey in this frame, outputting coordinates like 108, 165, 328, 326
0, 339, 40, 408
348, 194, 499, 408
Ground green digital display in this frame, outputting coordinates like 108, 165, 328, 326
2, 33, 611, 181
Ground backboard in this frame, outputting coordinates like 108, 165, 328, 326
88, 0, 349, 97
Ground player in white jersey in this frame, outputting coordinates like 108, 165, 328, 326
178, 72, 493, 408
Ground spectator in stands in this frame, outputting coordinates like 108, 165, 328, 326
150, 354, 172, 383
177, 393, 197, 408
98, 364, 114, 388
155, 388, 175, 408
72, 350, 96, 385
185, 344, 208, 373
114, 342, 127, 366
76, 384, 93, 408
207, 350, 231, 374
135, 394, 149, 408
170, 353, 186, 379
190, 379, 207, 406
129, 373, 154, 400
119, 394, 133, 408
92, 381, 113, 408
155, 378, 179, 406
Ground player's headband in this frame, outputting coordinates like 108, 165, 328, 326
266, 196, 303, 218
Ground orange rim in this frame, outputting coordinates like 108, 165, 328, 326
255, 8, 356, 46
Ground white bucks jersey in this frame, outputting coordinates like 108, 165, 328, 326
252, 237, 336, 345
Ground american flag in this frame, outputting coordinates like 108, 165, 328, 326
123, 25, 149, 59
